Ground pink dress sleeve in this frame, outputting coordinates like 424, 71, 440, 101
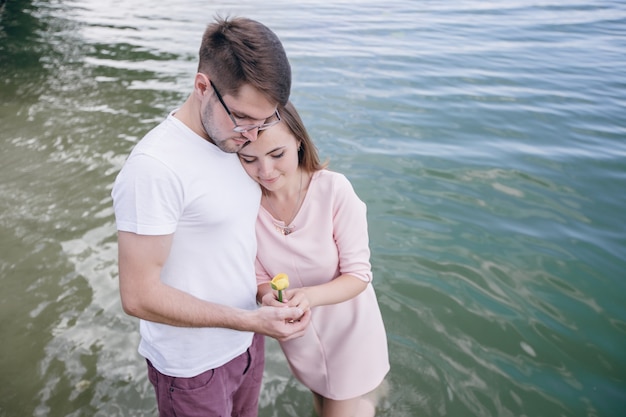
331, 172, 373, 283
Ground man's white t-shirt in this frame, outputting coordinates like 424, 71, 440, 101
112, 112, 261, 377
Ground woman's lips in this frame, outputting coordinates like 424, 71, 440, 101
260, 176, 279, 185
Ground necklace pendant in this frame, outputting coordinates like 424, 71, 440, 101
265, 170, 304, 237
275, 223, 295, 235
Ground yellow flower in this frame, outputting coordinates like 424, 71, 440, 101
270, 273, 290, 302
270, 273, 290, 291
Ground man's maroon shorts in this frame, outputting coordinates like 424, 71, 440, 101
147, 333, 265, 417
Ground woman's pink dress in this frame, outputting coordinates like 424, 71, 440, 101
255, 169, 390, 400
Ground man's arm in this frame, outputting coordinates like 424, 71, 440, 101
117, 231, 309, 341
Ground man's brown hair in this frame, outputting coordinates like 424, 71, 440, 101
199, 16, 291, 107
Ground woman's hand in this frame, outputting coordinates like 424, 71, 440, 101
260, 287, 310, 313
283, 288, 311, 313
260, 290, 284, 307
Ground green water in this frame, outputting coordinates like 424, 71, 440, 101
1, 0, 625, 416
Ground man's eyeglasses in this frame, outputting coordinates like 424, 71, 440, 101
209, 80, 281, 133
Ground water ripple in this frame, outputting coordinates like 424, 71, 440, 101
2, 1, 625, 416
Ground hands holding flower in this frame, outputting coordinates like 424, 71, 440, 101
263, 273, 312, 314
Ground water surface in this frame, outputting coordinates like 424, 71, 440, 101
1, 0, 625, 416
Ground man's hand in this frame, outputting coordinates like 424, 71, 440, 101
252, 305, 311, 342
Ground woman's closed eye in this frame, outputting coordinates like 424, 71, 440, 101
239, 148, 286, 164
238, 155, 256, 164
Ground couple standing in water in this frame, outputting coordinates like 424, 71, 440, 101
112, 16, 388, 417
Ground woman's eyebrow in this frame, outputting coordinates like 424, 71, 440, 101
265, 146, 285, 155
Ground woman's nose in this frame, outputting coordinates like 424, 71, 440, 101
258, 158, 273, 177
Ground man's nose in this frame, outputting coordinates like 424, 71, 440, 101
241, 127, 259, 142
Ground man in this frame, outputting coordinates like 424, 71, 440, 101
112, 17, 310, 417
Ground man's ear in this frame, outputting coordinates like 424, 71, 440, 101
194, 72, 210, 99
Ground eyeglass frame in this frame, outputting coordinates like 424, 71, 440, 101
209, 80, 281, 133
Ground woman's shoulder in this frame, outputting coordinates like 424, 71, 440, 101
313, 169, 351, 186
309, 170, 358, 203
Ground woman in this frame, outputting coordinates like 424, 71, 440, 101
238, 101, 390, 417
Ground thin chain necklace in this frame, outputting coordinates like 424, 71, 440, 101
264, 170, 303, 236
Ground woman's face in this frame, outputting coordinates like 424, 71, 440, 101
237, 122, 300, 192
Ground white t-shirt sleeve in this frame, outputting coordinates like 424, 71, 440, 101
112, 153, 183, 235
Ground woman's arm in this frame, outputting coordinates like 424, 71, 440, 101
284, 274, 367, 312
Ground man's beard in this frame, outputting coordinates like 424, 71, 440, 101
200, 105, 248, 153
